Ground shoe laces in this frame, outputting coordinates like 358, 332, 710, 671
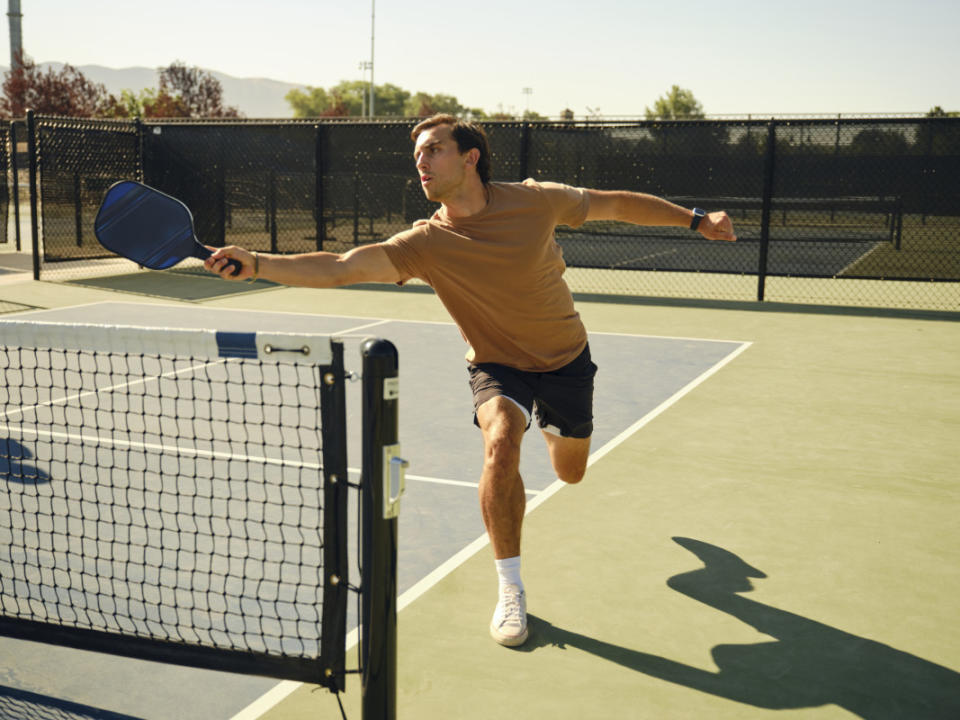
498, 585, 525, 623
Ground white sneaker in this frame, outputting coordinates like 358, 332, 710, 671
489, 584, 528, 647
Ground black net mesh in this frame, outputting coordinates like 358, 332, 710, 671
0, 326, 348, 686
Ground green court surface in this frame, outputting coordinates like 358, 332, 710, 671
2, 265, 959, 719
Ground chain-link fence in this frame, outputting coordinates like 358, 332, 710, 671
8, 113, 960, 311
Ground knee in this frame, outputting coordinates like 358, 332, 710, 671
483, 431, 522, 474
558, 464, 586, 485
479, 399, 526, 473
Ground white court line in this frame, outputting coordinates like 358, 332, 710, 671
10, 303, 749, 346
232, 339, 752, 720
334, 318, 391, 335
405, 472, 541, 497
591, 328, 752, 344
0, 358, 225, 423
610, 249, 679, 268
398, 339, 752, 612
837, 240, 887, 277
0, 424, 324, 470
1, 428, 496, 495
14, 301, 386, 325
227, 626, 360, 720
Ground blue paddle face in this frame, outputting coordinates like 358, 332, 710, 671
94, 181, 239, 275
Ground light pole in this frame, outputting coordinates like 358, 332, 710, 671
368, 0, 375, 116
7, 0, 23, 71
522, 87, 532, 117
359, 61, 372, 116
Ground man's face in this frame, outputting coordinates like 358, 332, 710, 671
413, 124, 471, 202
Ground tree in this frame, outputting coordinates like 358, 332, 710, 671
645, 85, 705, 120
117, 89, 146, 118
287, 80, 476, 118
327, 80, 368, 115
373, 83, 411, 115
0, 52, 121, 118
141, 88, 190, 118
926, 106, 959, 118
916, 107, 960, 156
404, 92, 465, 117
286, 80, 368, 116
286, 86, 331, 117
155, 61, 239, 118
319, 96, 349, 117
848, 128, 910, 155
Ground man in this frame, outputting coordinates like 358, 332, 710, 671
205, 114, 736, 647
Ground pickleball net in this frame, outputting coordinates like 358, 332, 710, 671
0, 321, 401, 713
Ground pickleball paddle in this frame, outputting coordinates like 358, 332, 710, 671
94, 180, 241, 276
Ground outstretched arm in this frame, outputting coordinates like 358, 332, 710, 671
204, 242, 403, 287
586, 190, 737, 242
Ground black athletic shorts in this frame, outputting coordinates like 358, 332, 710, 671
467, 343, 597, 439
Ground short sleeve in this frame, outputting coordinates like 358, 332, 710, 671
381, 221, 432, 285
524, 179, 590, 228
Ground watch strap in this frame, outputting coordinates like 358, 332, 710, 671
690, 207, 706, 231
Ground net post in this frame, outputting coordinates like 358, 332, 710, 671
360, 338, 400, 720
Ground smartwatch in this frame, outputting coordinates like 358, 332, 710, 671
690, 207, 706, 231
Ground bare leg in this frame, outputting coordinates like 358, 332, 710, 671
476, 396, 528, 559
542, 431, 591, 484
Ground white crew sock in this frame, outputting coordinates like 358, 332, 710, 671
495, 556, 523, 592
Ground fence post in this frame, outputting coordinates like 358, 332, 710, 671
10, 120, 21, 252
757, 121, 777, 302
268, 169, 278, 253
353, 172, 361, 245
73, 172, 82, 248
518, 121, 531, 180
26, 109, 40, 280
134, 117, 144, 183
216, 156, 226, 248
315, 124, 326, 251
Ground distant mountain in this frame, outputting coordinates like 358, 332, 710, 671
0, 62, 308, 118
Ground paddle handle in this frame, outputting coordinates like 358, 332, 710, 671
194, 244, 243, 277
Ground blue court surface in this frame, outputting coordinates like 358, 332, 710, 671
0, 302, 749, 720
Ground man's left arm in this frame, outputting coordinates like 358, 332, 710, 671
585, 190, 737, 242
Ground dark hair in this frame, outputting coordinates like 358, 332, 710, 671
411, 114, 492, 184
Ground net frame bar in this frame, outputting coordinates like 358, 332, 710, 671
0, 322, 348, 689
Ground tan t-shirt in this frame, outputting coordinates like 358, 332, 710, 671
382, 179, 590, 371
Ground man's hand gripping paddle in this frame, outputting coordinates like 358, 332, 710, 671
94, 180, 241, 276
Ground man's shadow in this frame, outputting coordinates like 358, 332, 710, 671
522, 537, 960, 719
1, 438, 50, 484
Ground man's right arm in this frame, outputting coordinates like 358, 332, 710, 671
585, 190, 737, 242
204, 242, 404, 287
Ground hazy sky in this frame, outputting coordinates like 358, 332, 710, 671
5, 0, 957, 117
